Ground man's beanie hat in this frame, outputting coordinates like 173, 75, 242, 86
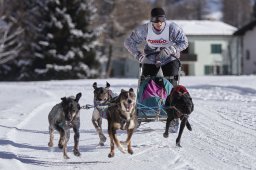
151, 7, 165, 17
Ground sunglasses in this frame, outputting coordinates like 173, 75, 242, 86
151, 16, 166, 23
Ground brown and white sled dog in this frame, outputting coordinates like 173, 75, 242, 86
92, 82, 114, 146
107, 88, 136, 158
163, 85, 194, 147
48, 93, 82, 159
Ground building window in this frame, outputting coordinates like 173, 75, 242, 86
222, 65, 229, 75
246, 50, 250, 60
211, 44, 222, 54
204, 65, 214, 75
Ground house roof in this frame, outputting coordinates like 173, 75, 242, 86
170, 20, 237, 36
233, 20, 256, 36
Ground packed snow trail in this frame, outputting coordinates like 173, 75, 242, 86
0, 77, 256, 170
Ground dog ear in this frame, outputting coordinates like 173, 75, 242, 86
61, 97, 67, 103
75, 92, 82, 102
129, 88, 134, 92
121, 89, 126, 93
93, 82, 97, 89
178, 91, 183, 96
106, 82, 110, 89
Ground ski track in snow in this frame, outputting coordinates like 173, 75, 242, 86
0, 77, 256, 170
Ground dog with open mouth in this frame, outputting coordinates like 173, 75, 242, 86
107, 88, 137, 158
48, 92, 82, 159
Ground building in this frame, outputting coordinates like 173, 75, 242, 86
175, 20, 237, 76
112, 20, 237, 77
234, 20, 256, 75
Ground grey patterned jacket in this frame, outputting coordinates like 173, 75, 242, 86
124, 21, 188, 65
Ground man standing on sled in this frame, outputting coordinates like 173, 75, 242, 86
124, 7, 188, 86
124, 7, 188, 133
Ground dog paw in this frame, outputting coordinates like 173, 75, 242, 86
108, 153, 114, 158
73, 149, 81, 157
99, 136, 106, 145
163, 133, 169, 138
100, 135, 107, 143
176, 143, 182, 147
58, 143, 63, 149
186, 124, 192, 131
63, 155, 70, 159
99, 142, 105, 146
48, 142, 53, 147
128, 149, 134, 155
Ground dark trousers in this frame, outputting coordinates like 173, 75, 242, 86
141, 60, 180, 86
142, 60, 180, 77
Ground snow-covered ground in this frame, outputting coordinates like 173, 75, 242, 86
0, 76, 256, 170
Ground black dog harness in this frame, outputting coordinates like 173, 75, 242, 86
94, 90, 117, 119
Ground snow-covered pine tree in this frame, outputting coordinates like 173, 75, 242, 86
32, 0, 98, 80
18, 0, 48, 80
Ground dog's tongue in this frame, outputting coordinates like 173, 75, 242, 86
126, 104, 131, 112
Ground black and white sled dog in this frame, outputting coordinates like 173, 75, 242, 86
48, 92, 82, 159
163, 85, 194, 147
92, 82, 115, 146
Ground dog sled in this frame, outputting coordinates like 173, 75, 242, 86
136, 57, 181, 127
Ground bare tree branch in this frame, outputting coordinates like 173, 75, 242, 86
0, 20, 23, 64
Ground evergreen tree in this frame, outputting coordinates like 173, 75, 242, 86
31, 0, 98, 80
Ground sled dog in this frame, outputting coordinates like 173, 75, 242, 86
163, 85, 194, 147
48, 93, 82, 159
107, 88, 137, 158
92, 82, 115, 146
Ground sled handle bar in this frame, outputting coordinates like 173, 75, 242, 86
138, 52, 181, 85
141, 52, 181, 67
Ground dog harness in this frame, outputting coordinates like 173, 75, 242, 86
166, 85, 192, 119
94, 90, 117, 119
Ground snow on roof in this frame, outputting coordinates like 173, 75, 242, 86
170, 20, 237, 36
